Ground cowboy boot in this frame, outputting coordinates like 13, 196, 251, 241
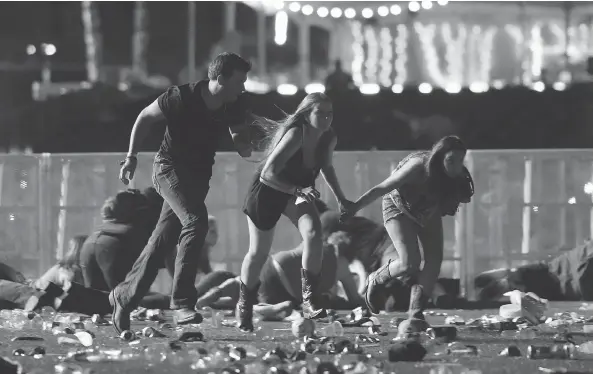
397, 284, 431, 337
363, 260, 399, 314
300, 269, 327, 319
236, 281, 259, 332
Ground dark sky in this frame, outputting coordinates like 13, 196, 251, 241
0, 1, 329, 83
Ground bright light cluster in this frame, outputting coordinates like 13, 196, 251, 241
351, 21, 365, 86
414, 23, 448, 87
286, 0, 448, 19
379, 27, 393, 87
441, 23, 467, 88
393, 24, 408, 86
364, 25, 379, 83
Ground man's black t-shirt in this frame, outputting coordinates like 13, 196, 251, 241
156, 80, 249, 175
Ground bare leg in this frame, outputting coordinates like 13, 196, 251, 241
364, 214, 420, 314
417, 215, 444, 298
283, 200, 326, 319
237, 217, 275, 331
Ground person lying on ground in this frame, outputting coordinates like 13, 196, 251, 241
195, 230, 365, 317
475, 239, 593, 302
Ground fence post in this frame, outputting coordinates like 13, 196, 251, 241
462, 151, 476, 299
37, 154, 52, 277
521, 157, 533, 255
56, 160, 71, 260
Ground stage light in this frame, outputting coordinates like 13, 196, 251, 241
277, 83, 298, 95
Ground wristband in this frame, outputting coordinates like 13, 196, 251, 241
119, 155, 137, 166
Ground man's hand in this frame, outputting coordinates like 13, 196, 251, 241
230, 126, 253, 158
119, 156, 138, 185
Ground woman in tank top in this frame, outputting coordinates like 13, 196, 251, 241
236, 93, 353, 332
342, 136, 474, 327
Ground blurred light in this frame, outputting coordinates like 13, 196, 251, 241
305, 83, 325, 94
394, 24, 408, 85
277, 83, 298, 95
532, 81, 545, 92
9, 213, 15, 221
377, 6, 389, 17
492, 80, 505, 89
418, 83, 433, 94
245, 79, 271, 94
584, 182, 593, 195
568, 197, 576, 205
19, 180, 27, 189
288, 2, 301, 12
26, 44, 36, 56
379, 27, 393, 87
118, 82, 130, 91
437, 0, 448, 5
274, 1, 284, 10
362, 8, 373, 18
553, 81, 566, 91
301, 4, 313, 15
559, 70, 572, 83
392, 84, 404, 93
274, 11, 288, 45
409, 1, 420, 12
330, 7, 342, 18
80, 81, 92, 89
390, 5, 402, 15
469, 82, 488, 93
344, 8, 356, 18
42, 43, 56, 56
351, 22, 364, 86
316, 7, 328, 17
445, 83, 461, 94
533, 206, 539, 212
359, 83, 380, 95
421, 1, 433, 10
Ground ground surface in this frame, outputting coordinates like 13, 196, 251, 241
2, 302, 593, 373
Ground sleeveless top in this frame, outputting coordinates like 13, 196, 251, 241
387, 151, 441, 226
272, 244, 338, 299
260, 125, 333, 189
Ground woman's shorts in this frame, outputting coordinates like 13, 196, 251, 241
381, 193, 424, 227
243, 177, 294, 231
258, 258, 298, 305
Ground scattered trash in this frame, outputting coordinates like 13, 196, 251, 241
499, 345, 521, 357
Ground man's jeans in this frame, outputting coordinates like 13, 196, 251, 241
114, 159, 210, 310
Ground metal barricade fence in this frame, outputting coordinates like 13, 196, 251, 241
0, 150, 592, 299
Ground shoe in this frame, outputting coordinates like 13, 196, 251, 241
174, 308, 203, 325
363, 260, 394, 314
397, 317, 431, 336
108, 290, 130, 334
236, 281, 259, 332
300, 269, 327, 319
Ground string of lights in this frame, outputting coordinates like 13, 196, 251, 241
261, 1, 593, 95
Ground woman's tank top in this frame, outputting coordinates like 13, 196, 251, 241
388, 151, 440, 226
261, 126, 333, 188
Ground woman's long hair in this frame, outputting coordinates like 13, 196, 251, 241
424, 135, 474, 202
252, 93, 332, 166
58, 235, 87, 272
